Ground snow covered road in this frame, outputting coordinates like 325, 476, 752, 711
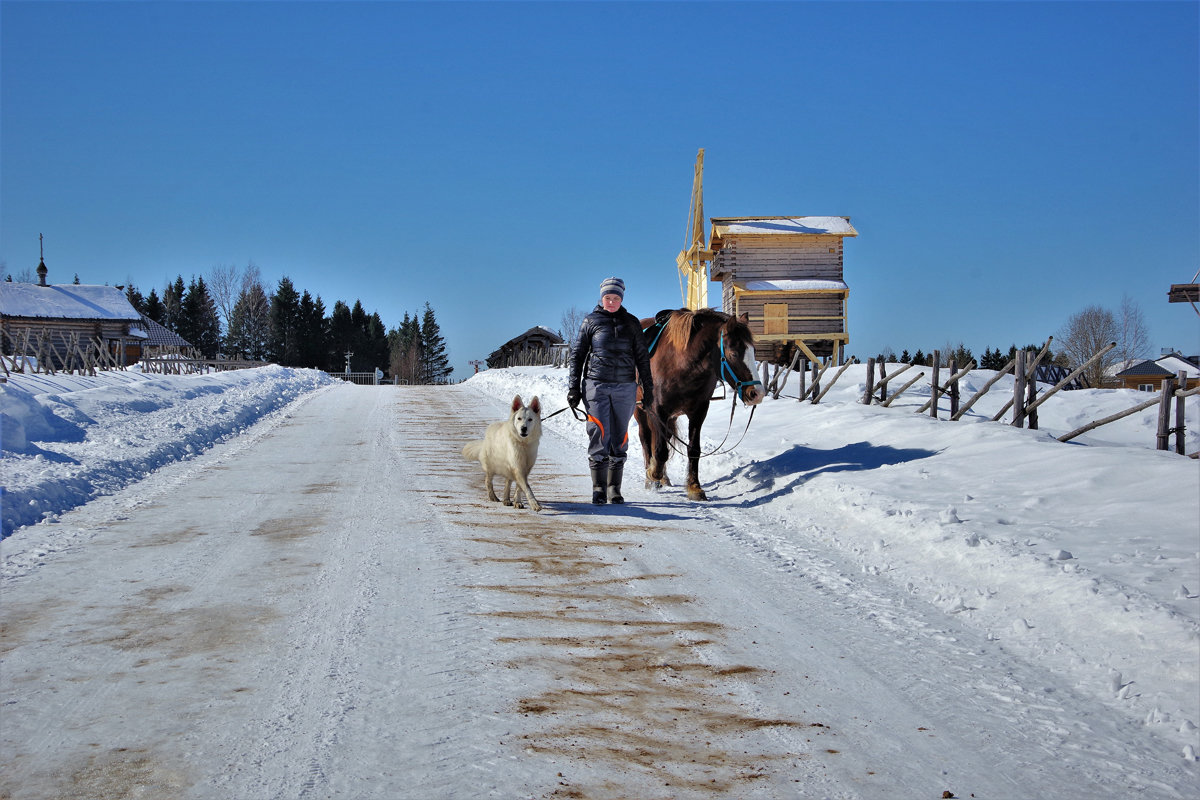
2, 378, 1197, 799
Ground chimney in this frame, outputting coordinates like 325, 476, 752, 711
36, 234, 48, 286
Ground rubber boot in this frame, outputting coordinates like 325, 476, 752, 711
590, 463, 607, 505
607, 462, 624, 504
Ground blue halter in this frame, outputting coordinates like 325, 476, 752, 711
718, 330, 762, 403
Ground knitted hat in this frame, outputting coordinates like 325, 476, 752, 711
599, 277, 625, 300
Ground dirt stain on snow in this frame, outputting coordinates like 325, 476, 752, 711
57, 746, 188, 800
250, 515, 322, 542
466, 514, 820, 798
88, 583, 278, 660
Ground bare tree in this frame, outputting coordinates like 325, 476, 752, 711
560, 305, 587, 344
207, 262, 264, 337
1116, 293, 1151, 368
1058, 305, 1119, 387
207, 263, 240, 332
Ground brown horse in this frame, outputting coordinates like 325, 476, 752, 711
634, 308, 765, 501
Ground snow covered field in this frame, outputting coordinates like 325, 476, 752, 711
1, 363, 1197, 799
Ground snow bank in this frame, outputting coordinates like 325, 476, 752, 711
1, 366, 335, 537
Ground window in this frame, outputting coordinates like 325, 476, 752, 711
1138, 383, 1156, 392
764, 303, 789, 335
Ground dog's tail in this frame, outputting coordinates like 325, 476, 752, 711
462, 440, 483, 461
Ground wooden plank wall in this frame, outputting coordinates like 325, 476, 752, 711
711, 234, 844, 281
735, 293, 845, 336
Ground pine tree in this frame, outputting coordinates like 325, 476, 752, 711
328, 301, 354, 371
269, 277, 302, 366
162, 276, 186, 333
179, 276, 221, 357
298, 291, 328, 369
913, 349, 926, 367
143, 289, 165, 324
899, 349, 911, 364
420, 302, 452, 384
124, 285, 146, 314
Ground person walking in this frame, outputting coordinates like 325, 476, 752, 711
567, 277, 654, 505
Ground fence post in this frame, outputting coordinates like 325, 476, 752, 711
878, 360, 890, 404
810, 359, 820, 404
948, 359, 960, 418
1157, 375, 1177, 451
863, 357, 876, 405
1176, 371, 1188, 454
1012, 350, 1028, 428
797, 358, 807, 402
930, 352, 941, 419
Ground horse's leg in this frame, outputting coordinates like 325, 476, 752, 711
636, 408, 659, 490
653, 418, 675, 488
686, 405, 711, 501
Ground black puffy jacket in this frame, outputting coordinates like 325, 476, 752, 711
569, 306, 653, 391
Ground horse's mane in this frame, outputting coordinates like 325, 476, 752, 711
661, 308, 752, 353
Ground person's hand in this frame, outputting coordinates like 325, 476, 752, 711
640, 386, 653, 409
567, 389, 581, 409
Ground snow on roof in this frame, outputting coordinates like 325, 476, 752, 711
0, 283, 141, 321
711, 216, 858, 237
734, 279, 849, 292
1156, 354, 1200, 377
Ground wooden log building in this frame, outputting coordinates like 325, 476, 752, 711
487, 325, 564, 368
0, 259, 146, 368
709, 216, 857, 365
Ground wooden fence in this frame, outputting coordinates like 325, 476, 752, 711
1, 328, 263, 379
756, 340, 1196, 457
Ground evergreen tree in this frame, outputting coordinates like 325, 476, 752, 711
420, 302, 452, 384
162, 276, 186, 333
350, 300, 372, 372
227, 281, 271, 360
368, 312, 388, 373
328, 301, 355, 371
181, 276, 221, 357
913, 349, 926, 367
124, 285, 146, 314
269, 277, 303, 366
298, 291, 328, 369
143, 289, 165, 324
979, 346, 1006, 370
899, 349, 911, 364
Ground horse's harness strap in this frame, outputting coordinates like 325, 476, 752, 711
717, 330, 762, 403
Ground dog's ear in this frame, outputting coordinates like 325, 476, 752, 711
511, 395, 522, 413
530, 396, 541, 415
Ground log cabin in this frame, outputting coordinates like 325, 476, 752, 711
1, 258, 146, 368
709, 216, 857, 365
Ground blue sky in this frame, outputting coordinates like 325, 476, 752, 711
2, 1, 1197, 378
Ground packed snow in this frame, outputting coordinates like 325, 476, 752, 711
1, 362, 1197, 798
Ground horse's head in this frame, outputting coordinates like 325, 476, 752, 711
717, 313, 764, 406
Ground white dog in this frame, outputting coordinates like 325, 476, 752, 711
462, 395, 543, 512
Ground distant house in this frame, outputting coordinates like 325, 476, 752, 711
487, 326, 565, 368
1114, 353, 1199, 391
0, 259, 147, 368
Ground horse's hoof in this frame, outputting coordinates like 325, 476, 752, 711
645, 479, 663, 491
687, 487, 708, 501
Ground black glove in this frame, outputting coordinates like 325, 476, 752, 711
567, 389, 581, 409
640, 385, 653, 408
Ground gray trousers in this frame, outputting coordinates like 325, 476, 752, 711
583, 380, 637, 467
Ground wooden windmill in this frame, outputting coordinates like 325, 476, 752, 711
677, 148, 714, 310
